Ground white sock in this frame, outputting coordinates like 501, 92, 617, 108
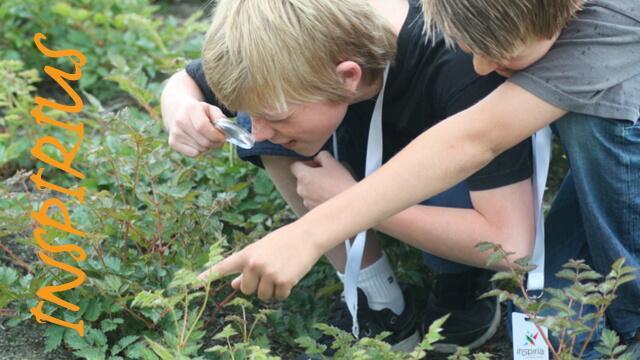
337, 252, 405, 315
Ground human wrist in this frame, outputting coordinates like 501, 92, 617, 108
294, 209, 345, 256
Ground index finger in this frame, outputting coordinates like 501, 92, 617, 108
197, 251, 245, 282
190, 105, 226, 142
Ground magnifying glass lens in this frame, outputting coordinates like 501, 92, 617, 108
213, 118, 255, 149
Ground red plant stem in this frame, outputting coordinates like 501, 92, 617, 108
207, 289, 239, 325
0, 241, 32, 273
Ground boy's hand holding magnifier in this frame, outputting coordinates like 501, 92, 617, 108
167, 101, 254, 157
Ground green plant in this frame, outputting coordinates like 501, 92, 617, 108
0, 0, 208, 101
0, 0, 209, 175
295, 313, 492, 359
0, 60, 42, 171
476, 242, 637, 360
0, 99, 291, 358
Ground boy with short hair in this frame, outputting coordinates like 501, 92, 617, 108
162, 0, 538, 354
213, 0, 640, 357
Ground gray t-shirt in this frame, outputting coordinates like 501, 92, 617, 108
509, 0, 640, 123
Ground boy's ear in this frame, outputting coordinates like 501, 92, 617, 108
336, 61, 363, 93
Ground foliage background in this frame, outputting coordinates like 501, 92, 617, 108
0, 0, 574, 359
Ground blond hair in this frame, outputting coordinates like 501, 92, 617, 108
202, 0, 396, 114
423, 0, 585, 60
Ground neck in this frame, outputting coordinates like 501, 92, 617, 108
349, 76, 384, 104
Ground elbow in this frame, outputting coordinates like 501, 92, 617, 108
490, 228, 535, 272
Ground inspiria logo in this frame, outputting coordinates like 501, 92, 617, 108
512, 312, 549, 360
516, 331, 546, 357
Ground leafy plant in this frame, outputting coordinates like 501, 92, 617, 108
476, 241, 637, 360
0, 0, 208, 100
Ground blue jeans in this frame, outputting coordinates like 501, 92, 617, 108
554, 113, 640, 340
507, 112, 640, 358
235, 112, 477, 274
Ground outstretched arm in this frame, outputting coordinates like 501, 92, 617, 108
290, 151, 535, 271
303, 82, 565, 251
200, 82, 566, 299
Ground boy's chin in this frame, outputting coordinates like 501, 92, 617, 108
296, 145, 322, 157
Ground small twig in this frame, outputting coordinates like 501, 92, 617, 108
0, 241, 32, 273
0, 308, 17, 317
184, 283, 212, 344
207, 289, 238, 325
122, 303, 156, 330
107, 156, 128, 206
558, 297, 575, 354
499, 247, 560, 359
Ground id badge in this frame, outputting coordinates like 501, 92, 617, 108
512, 312, 549, 360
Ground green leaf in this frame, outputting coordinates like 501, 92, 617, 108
145, 337, 174, 360
100, 318, 124, 333
125, 343, 160, 360
168, 269, 200, 289
0, 266, 19, 285
64, 329, 88, 350
579, 270, 603, 281
252, 171, 274, 195
132, 290, 165, 308
84, 299, 103, 322
514, 256, 532, 267
490, 271, 516, 282
73, 347, 107, 360
555, 269, 575, 280
112, 335, 140, 355
486, 251, 505, 267
104, 275, 124, 295
294, 336, 327, 355
44, 325, 66, 353
213, 324, 238, 340
475, 242, 495, 253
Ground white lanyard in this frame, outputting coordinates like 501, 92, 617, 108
334, 64, 389, 337
528, 127, 551, 292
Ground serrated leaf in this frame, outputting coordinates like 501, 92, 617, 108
84, 299, 102, 322
73, 347, 107, 360
486, 251, 505, 267
0, 266, 19, 285
64, 330, 88, 350
44, 325, 66, 353
475, 242, 495, 253
618, 274, 637, 286
555, 269, 575, 280
112, 335, 140, 355
579, 270, 603, 281
490, 271, 515, 282
145, 337, 173, 360
227, 297, 253, 310
132, 290, 165, 308
100, 318, 124, 333
104, 275, 124, 295
168, 269, 200, 289
212, 324, 238, 340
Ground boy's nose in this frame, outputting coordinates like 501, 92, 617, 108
251, 116, 276, 142
472, 54, 499, 76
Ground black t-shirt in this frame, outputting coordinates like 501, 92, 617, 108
185, 0, 532, 191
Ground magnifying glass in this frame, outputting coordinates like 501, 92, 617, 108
212, 118, 255, 149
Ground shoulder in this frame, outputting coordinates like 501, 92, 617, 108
429, 49, 505, 117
